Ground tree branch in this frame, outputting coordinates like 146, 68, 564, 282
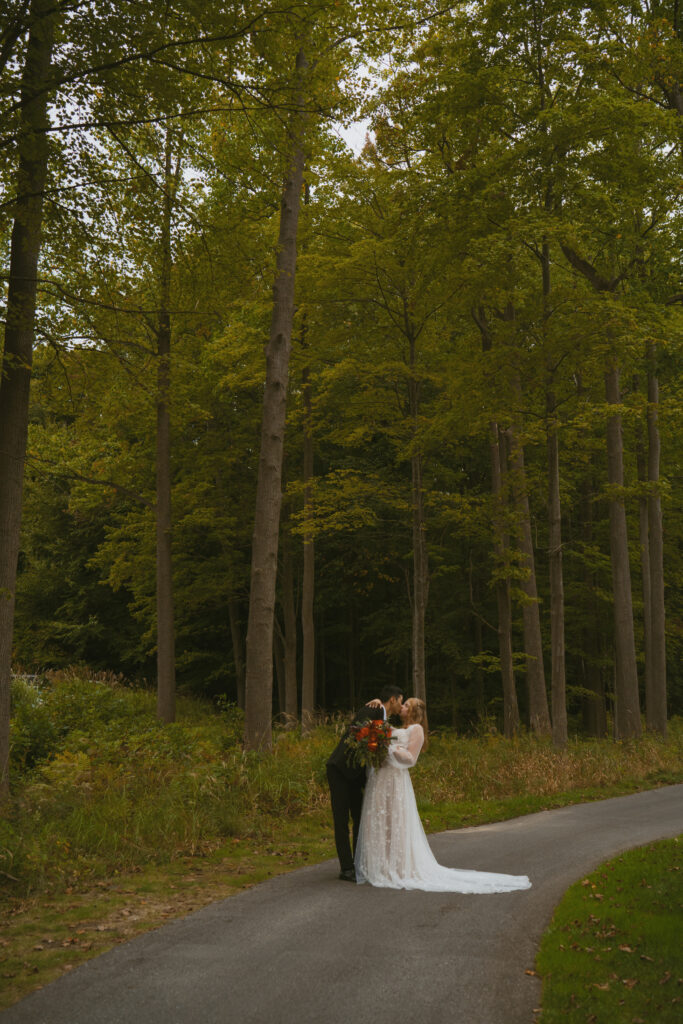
25, 453, 153, 507
560, 244, 616, 291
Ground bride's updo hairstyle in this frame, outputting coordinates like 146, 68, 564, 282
405, 698, 429, 749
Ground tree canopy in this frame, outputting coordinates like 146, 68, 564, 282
1, 0, 681, 769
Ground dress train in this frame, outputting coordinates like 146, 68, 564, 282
355, 726, 531, 893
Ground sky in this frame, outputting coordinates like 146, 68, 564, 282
337, 117, 372, 155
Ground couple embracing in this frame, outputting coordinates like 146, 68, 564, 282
327, 686, 531, 893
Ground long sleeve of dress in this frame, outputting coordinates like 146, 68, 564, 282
387, 724, 424, 768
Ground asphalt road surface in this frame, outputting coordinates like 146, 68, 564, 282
3, 785, 682, 1024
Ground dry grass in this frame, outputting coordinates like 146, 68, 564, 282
415, 728, 682, 805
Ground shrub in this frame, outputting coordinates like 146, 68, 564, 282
9, 670, 158, 778
9, 676, 59, 772
3, 673, 682, 901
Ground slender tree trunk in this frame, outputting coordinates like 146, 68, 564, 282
348, 603, 356, 710
474, 309, 518, 735
228, 596, 245, 709
582, 649, 608, 737
490, 422, 519, 737
546, 390, 567, 747
579, 457, 608, 736
541, 239, 566, 746
575, 376, 607, 736
273, 625, 285, 716
0, 0, 55, 799
155, 134, 176, 724
407, 340, 428, 704
281, 535, 298, 724
604, 363, 641, 739
318, 605, 326, 709
646, 345, 667, 735
244, 50, 307, 750
411, 450, 429, 703
581, 474, 607, 736
507, 420, 551, 736
301, 362, 315, 731
634, 385, 653, 727
469, 557, 486, 721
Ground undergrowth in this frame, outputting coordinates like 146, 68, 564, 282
2, 670, 682, 899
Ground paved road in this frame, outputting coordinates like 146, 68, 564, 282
3, 786, 682, 1024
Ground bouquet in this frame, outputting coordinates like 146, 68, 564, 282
345, 717, 393, 770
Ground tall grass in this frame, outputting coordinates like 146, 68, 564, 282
2, 672, 682, 899
414, 728, 682, 805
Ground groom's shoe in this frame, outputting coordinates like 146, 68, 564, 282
338, 869, 356, 882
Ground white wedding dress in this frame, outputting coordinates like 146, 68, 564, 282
355, 724, 531, 893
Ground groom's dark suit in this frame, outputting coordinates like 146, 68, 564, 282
326, 703, 385, 874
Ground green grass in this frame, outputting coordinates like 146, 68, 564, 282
6, 673, 678, 902
536, 838, 683, 1024
2, 673, 682, 1010
0, 813, 335, 1011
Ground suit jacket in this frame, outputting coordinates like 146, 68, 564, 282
327, 703, 386, 782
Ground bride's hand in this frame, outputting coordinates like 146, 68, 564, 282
367, 698, 382, 708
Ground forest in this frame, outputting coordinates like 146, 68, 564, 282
1, 0, 681, 784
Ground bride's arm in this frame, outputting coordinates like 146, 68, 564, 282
387, 725, 424, 768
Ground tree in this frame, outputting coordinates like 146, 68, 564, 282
0, 0, 57, 799
243, 45, 308, 751
300, 315, 316, 731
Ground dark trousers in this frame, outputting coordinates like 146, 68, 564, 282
326, 763, 364, 873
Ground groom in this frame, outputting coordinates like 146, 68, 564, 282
326, 685, 404, 881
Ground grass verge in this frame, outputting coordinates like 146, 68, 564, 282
2, 675, 682, 1010
536, 838, 683, 1024
0, 811, 333, 1012
3, 785, 682, 1011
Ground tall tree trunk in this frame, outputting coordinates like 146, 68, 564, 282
490, 423, 520, 737
155, 134, 176, 724
300, 362, 315, 731
273, 625, 285, 716
474, 309, 519, 736
244, 50, 307, 750
317, 605, 326, 709
281, 534, 298, 724
546, 389, 567, 747
408, 342, 428, 703
228, 595, 245, 709
634, 384, 653, 728
0, 0, 55, 799
579, 440, 607, 737
646, 344, 667, 735
469, 556, 486, 721
507, 420, 552, 736
541, 239, 567, 746
348, 603, 356, 710
411, 451, 429, 703
604, 363, 641, 739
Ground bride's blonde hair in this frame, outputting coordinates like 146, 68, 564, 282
405, 698, 429, 749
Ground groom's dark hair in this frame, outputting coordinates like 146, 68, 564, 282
380, 685, 404, 703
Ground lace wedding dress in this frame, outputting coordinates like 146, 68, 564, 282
355, 724, 531, 893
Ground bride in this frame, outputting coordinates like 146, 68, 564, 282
354, 698, 531, 893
